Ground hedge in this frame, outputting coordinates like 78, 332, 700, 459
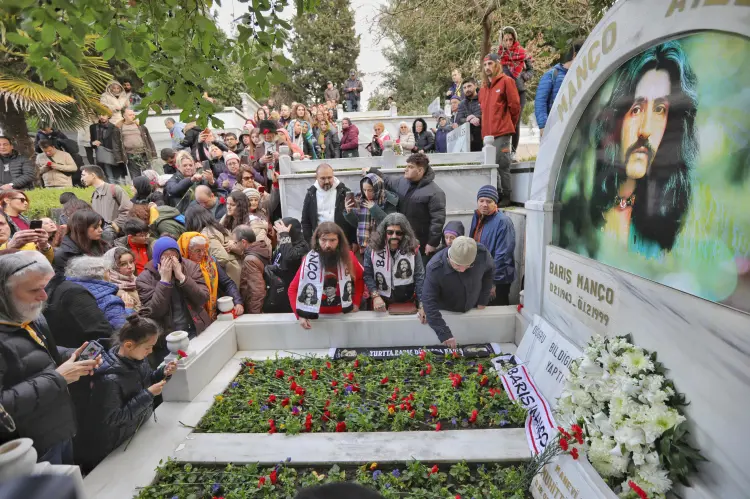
23, 186, 134, 221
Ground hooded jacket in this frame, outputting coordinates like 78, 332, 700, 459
111, 122, 157, 164
131, 176, 154, 204
100, 81, 130, 124
271, 217, 309, 287
0, 150, 36, 190
534, 63, 568, 129
77, 345, 166, 470
371, 167, 447, 249
240, 241, 272, 314
440, 220, 465, 249
52, 235, 110, 278
479, 73, 521, 139
340, 123, 360, 151
0, 318, 76, 457
150, 206, 186, 239
65, 278, 130, 329
301, 179, 355, 244
44, 279, 114, 348
435, 123, 451, 153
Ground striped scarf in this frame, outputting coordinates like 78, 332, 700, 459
356, 174, 387, 249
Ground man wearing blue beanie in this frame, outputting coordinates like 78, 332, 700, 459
469, 185, 516, 305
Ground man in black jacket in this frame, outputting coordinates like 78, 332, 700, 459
301, 164, 355, 245
454, 78, 483, 152
0, 251, 99, 464
165, 151, 218, 212
420, 236, 494, 347
368, 153, 446, 264
0, 136, 36, 190
89, 114, 127, 184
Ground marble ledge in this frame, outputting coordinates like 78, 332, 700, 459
176, 429, 531, 465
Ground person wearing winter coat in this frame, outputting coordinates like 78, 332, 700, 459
100, 81, 130, 124
266, 218, 309, 313
77, 312, 177, 472
149, 205, 186, 240
62, 256, 131, 330
469, 185, 515, 305
319, 121, 341, 159
179, 122, 201, 157
454, 78, 483, 152
340, 119, 360, 158
301, 164, 356, 245
367, 153, 446, 263
439, 220, 465, 251
434, 116, 451, 153
395, 122, 415, 155
535, 40, 582, 137
232, 225, 272, 314
114, 218, 154, 276
35, 140, 77, 188
498, 26, 534, 156
104, 246, 141, 310
136, 237, 211, 362
0, 251, 99, 464
112, 109, 158, 181
90, 114, 127, 184
34, 127, 70, 154
412, 118, 435, 153
52, 210, 110, 279
343, 70, 363, 112
0, 136, 36, 190
343, 173, 399, 256
164, 151, 218, 211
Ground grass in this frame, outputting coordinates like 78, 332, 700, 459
23, 185, 133, 221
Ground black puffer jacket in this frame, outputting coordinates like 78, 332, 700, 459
77, 345, 165, 470
412, 119, 435, 153
44, 280, 114, 349
0, 318, 76, 457
371, 167, 446, 249
0, 151, 36, 190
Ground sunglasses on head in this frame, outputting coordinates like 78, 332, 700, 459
386, 230, 403, 236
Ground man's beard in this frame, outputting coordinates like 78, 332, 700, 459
622, 137, 655, 179
320, 248, 340, 268
16, 300, 45, 323
388, 237, 402, 248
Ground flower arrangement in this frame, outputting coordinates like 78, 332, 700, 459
196, 352, 527, 434
137, 459, 530, 498
552, 335, 705, 499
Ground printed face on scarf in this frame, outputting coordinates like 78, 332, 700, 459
477, 196, 497, 215
316, 166, 335, 191
502, 33, 515, 49
386, 225, 403, 249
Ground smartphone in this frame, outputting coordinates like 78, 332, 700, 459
29, 220, 43, 230
79, 340, 104, 361
345, 192, 355, 204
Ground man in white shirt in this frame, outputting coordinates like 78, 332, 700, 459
300, 164, 356, 245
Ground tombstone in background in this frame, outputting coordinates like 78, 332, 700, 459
446, 123, 470, 153
519, 1, 750, 498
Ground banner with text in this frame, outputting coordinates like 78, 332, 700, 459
531, 455, 618, 499
329, 343, 501, 361
446, 122, 470, 153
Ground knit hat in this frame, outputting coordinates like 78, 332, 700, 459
224, 151, 240, 165
477, 185, 499, 204
448, 236, 477, 267
442, 221, 465, 238
152, 236, 181, 264
484, 53, 501, 63
243, 188, 261, 201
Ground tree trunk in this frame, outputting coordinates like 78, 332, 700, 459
481, 3, 499, 86
0, 103, 34, 159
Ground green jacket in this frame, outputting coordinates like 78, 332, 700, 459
150, 206, 185, 239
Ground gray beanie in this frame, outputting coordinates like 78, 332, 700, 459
448, 236, 477, 267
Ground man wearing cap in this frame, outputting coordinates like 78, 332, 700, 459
343, 70, 363, 112
469, 185, 515, 305
252, 119, 286, 190
479, 53, 520, 207
324, 81, 340, 104
420, 236, 495, 348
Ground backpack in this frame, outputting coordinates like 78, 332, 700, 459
262, 264, 286, 311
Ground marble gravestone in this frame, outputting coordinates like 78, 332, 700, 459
519, 1, 750, 498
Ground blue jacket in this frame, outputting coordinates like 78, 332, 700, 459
469, 210, 516, 283
170, 121, 186, 150
435, 125, 450, 153
422, 245, 494, 342
66, 278, 130, 330
534, 64, 568, 129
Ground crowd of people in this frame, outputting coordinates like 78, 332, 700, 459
0, 27, 571, 479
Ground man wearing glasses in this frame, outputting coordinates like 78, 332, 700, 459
420, 236, 495, 348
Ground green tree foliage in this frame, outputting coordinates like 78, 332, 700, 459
280, 0, 360, 104
375, 0, 615, 115
0, 0, 313, 153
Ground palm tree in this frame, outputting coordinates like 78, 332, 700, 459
0, 33, 113, 156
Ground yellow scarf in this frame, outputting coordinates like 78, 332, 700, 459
177, 232, 219, 319
0, 320, 46, 349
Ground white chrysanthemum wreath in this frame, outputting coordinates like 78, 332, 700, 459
549, 335, 706, 499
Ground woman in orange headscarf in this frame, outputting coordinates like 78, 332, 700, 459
177, 232, 219, 319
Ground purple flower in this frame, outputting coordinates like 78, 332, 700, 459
345, 385, 353, 394
292, 406, 300, 415
373, 470, 382, 480
260, 405, 269, 412
385, 483, 392, 489
500, 419, 508, 427
498, 409, 508, 415
231, 382, 239, 388
392, 469, 401, 478
451, 417, 457, 426
212, 483, 221, 493
403, 378, 410, 384
286, 456, 292, 462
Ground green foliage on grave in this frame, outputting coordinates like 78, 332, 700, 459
197, 352, 526, 433
136, 459, 531, 498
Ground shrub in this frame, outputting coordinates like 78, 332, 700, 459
23, 186, 133, 221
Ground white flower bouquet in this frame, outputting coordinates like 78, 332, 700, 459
553, 335, 705, 499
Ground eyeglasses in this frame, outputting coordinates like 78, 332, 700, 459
386, 230, 403, 236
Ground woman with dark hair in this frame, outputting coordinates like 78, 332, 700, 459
0, 190, 30, 234
412, 118, 435, 153
343, 174, 398, 258
59, 198, 92, 225
53, 209, 109, 277
221, 191, 250, 232
184, 204, 241, 285
131, 176, 154, 204
266, 217, 309, 313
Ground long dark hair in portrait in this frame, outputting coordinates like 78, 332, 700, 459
298, 283, 318, 305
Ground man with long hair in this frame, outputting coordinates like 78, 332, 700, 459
589, 40, 698, 255
364, 213, 424, 312
288, 222, 364, 329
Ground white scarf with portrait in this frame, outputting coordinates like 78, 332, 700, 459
370, 248, 415, 298
296, 250, 353, 316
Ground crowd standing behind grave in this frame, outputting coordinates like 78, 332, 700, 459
0, 27, 539, 475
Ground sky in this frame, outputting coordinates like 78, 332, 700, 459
215, 0, 390, 108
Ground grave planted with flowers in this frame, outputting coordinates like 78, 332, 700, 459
137, 459, 535, 499
196, 350, 527, 434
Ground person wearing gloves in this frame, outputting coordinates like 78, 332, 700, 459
420, 236, 494, 347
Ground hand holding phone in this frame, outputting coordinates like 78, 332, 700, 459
79, 340, 104, 361
29, 220, 43, 230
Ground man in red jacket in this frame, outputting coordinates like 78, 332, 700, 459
479, 53, 520, 207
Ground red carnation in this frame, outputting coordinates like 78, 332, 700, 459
570, 448, 579, 460
346, 372, 354, 381
353, 359, 360, 368
322, 410, 331, 422
326, 361, 332, 369
388, 404, 396, 413
628, 480, 648, 499
391, 393, 398, 401
258, 476, 266, 487
380, 377, 388, 385
218, 197, 226, 205
331, 380, 338, 387
559, 438, 569, 451
419, 351, 426, 361
409, 410, 415, 418
575, 433, 584, 445
177, 349, 188, 359
311, 369, 319, 380
281, 397, 290, 407
469, 409, 478, 423
295, 386, 305, 396
46, 161, 52, 167
430, 405, 438, 417
558, 426, 571, 439
435, 422, 442, 431
275, 369, 284, 379
290, 381, 298, 391
244, 361, 255, 367
324, 399, 331, 408
247, 399, 253, 405
268, 394, 277, 403
400, 403, 406, 410
479, 375, 489, 386
352, 384, 360, 392
335, 421, 347, 432
477, 364, 484, 375
426, 364, 432, 374
299, 369, 305, 376
250, 155, 255, 160
452, 351, 459, 359
419, 370, 425, 376
270, 469, 278, 484
429, 465, 439, 475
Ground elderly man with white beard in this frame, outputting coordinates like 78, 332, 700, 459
0, 250, 100, 464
